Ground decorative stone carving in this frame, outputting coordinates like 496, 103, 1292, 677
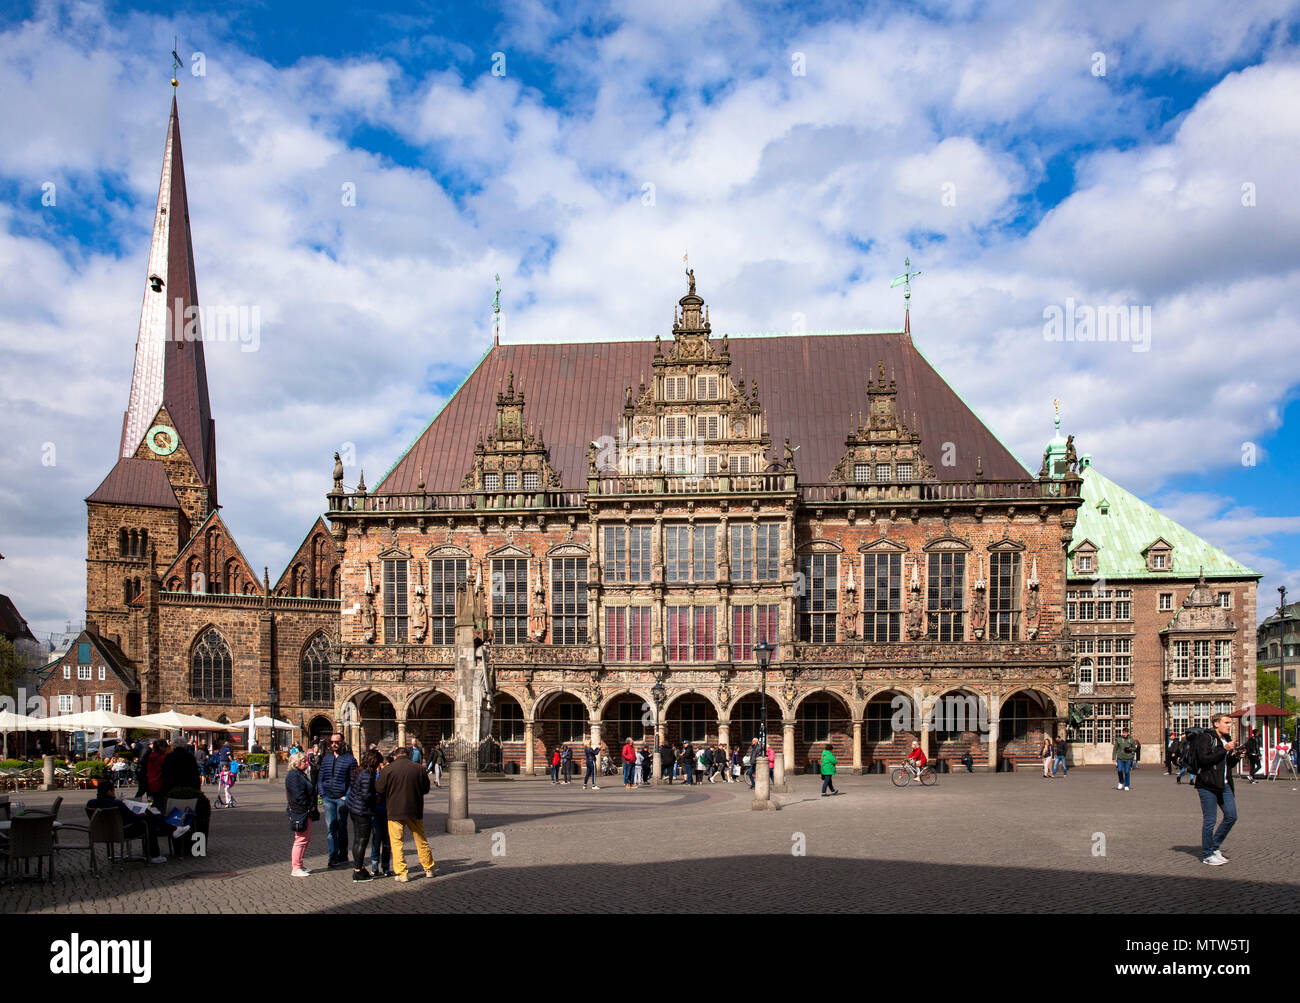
361, 595, 377, 644
841, 562, 860, 639
970, 558, 987, 641
906, 559, 924, 641
1025, 555, 1041, 640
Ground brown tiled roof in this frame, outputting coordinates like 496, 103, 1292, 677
86, 457, 180, 509
378, 331, 1028, 493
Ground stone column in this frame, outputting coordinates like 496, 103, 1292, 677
852, 720, 863, 774
782, 722, 796, 775
445, 760, 476, 834
718, 722, 730, 748
986, 691, 1000, 771
920, 692, 932, 760
524, 720, 535, 776
590, 720, 601, 752
397, 718, 407, 749
41, 754, 55, 791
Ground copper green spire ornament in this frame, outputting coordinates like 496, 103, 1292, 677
493, 272, 501, 346
890, 257, 922, 333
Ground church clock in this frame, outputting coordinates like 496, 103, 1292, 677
145, 423, 180, 456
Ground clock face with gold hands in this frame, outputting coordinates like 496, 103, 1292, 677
146, 424, 180, 456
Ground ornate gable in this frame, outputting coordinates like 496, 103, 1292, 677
620, 270, 772, 477
829, 361, 936, 483
1163, 572, 1236, 634
161, 511, 261, 596
274, 516, 340, 598
460, 370, 563, 492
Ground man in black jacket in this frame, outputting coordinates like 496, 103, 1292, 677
1242, 730, 1261, 784
317, 733, 358, 868
374, 747, 434, 882
1194, 713, 1240, 866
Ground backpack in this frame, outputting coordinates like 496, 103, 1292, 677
1179, 728, 1208, 772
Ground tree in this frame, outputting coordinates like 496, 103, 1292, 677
1254, 666, 1299, 735
0, 635, 18, 698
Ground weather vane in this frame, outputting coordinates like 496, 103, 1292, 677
889, 257, 922, 305
171, 37, 182, 89
493, 273, 501, 315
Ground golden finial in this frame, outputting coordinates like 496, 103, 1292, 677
171, 38, 182, 89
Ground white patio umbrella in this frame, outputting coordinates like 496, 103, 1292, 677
135, 710, 230, 732
248, 702, 256, 751
44, 709, 141, 761
227, 715, 298, 732
0, 709, 41, 760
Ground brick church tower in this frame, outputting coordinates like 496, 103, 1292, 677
85, 95, 218, 655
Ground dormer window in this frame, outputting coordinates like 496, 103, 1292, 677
1077, 555, 1092, 572
503, 472, 518, 490
696, 375, 718, 399
1153, 553, 1166, 569
875, 464, 891, 482
854, 463, 870, 482
664, 377, 688, 401
896, 462, 913, 481
484, 473, 500, 491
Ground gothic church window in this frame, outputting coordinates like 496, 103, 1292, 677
301, 633, 332, 705
191, 628, 233, 702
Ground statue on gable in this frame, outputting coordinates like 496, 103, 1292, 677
361, 595, 377, 644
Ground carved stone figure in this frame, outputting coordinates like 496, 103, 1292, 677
970, 587, 987, 640
332, 451, 344, 490
1064, 434, 1077, 472
783, 437, 796, 470
411, 592, 428, 642
361, 595, 377, 644
686, 267, 696, 295
1026, 587, 1040, 640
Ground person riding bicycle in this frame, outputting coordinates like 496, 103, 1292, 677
907, 741, 927, 774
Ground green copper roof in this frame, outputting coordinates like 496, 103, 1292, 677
1070, 464, 1258, 580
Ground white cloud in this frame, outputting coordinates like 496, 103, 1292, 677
1, 0, 1299, 636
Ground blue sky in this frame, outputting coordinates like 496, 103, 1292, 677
1, 0, 1299, 636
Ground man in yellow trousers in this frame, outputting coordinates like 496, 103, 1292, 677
374, 746, 437, 882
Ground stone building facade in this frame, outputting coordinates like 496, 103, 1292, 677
1060, 453, 1259, 764
326, 277, 1084, 774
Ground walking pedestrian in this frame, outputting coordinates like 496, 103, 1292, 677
374, 747, 436, 883
1242, 729, 1261, 783
640, 745, 652, 785
1133, 737, 1142, 770
1039, 734, 1054, 778
621, 737, 636, 788
747, 738, 760, 789
346, 749, 382, 882
1053, 735, 1068, 777
634, 746, 644, 786
766, 745, 775, 781
370, 756, 392, 876
583, 739, 599, 789
819, 743, 839, 796
731, 746, 741, 782
1194, 713, 1240, 865
1164, 730, 1177, 775
659, 740, 674, 784
431, 739, 444, 788
285, 751, 316, 877
682, 741, 696, 785
1112, 728, 1137, 791
317, 732, 358, 868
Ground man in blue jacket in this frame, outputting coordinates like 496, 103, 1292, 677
317, 733, 358, 868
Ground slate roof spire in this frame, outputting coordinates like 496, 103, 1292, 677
119, 94, 217, 505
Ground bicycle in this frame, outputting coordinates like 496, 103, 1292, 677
891, 759, 937, 787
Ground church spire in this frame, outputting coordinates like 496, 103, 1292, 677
119, 94, 217, 508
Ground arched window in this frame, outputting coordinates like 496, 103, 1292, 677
133, 578, 142, 599
139, 528, 148, 557
301, 633, 332, 705
123, 578, 132, 604
119, 529, 129, 556
129, 529, 139, 557
191, 628, 233, 702
330, 566, 340, 599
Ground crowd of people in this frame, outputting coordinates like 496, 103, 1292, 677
284, 733, 446, 881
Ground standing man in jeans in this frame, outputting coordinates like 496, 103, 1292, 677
1112, 728, 1137, 791
621, 737, 636, 789
1052, 735, 1068, 777
317, 733, 357, 869
1194, 713, 1240, 865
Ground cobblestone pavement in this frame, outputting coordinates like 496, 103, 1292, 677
3, 767, 1296, 913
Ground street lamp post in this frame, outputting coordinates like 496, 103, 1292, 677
752, 639, 777, 811
651, 681, 666, 784
267, 686, 279, 780
755, 639, 774, 757
1279, 586, 1289, 748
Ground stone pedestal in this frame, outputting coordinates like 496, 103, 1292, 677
771, 745, 790, 793
751, 747, 779, 810
268, 753, 278, 781
852, 721, 863, 774
524, 721, 535, 776
41, 755, 54, 791
652, 748, 663, 784
446, 761, 477, 835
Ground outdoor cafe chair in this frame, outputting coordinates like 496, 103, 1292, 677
86, 808, 148, 876
2, 812, 56, 882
